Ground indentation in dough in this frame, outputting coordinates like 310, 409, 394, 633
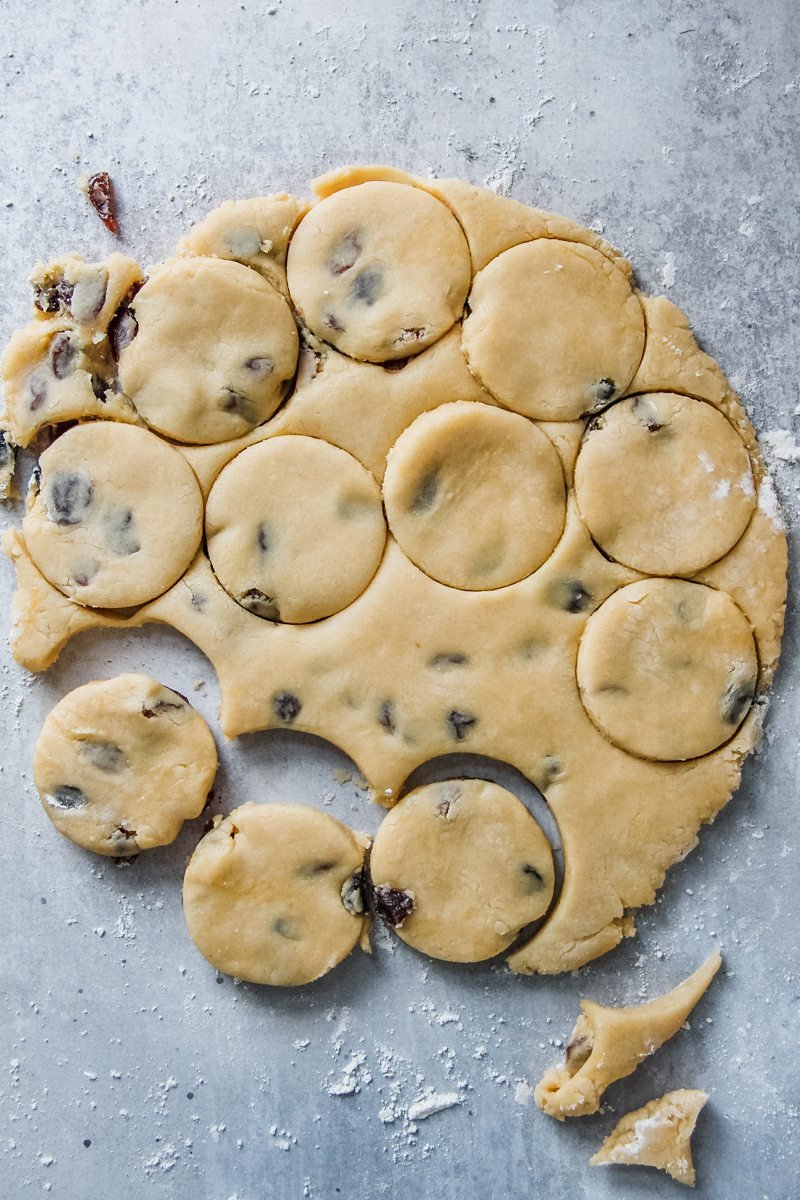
535, 948, 720, 1120
590, 1088, 708, 1187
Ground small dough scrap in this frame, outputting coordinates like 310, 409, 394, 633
1, 318, 137, 448
29, 252, 143, 335
176, 194, 309, 298
205, 435, 386, 622
577, 579, 758, 761
535, 949, 720, 1119
575, 394, 756, 575
462, 239, 645, 421
383, 401, 566, 590
286, 181, 471, 362
33, 675, 218, 856
590, 1088, 708, 1187
118, 256, 299, 444
368, 779, 555, 962
183, 802, 368, 986
0, 431, 16, 500
23, 422, 203, 608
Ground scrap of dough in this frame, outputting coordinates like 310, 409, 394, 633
535, 948, 721, 1119
590, 1088, 708, 1187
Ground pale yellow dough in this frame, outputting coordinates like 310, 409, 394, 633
383, 401, 566, 590
33, 675, 218, 856
286, 181, 471, 362
535, 948, 720, 1119
575, 393, 756, 575
205, 435, 386, 622
183, 802, 368, 986
461, 239, 645, 420
577, 579, 758, 761
23, 422, 203, 608
2, 165, 788, 977
369, 779, 555, 962
118, 256, 299, 444
590, 1089, 708, 1187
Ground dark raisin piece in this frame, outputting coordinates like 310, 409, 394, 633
0, 431, 13, 470
373, 885, 415, 928
86, 172, 118, 234
549, 579, 592, 614
348, 265, 384, 307
104, 507, 140, 557
245, 356, 274, 378
394, 327, 427, 346
49, 332, 79, 380
219, 387, 258, 425
447, 709, 477, 741
190, 591, 207, 610
46, 785, 88, 810
429, 652, 469, 670
273, 917, 300, 940
34, 278, 74, 315
80, 741, 127, 772
323, 312, 345, 333
522, 863, 546, 891
47, 469, 94, 526
108, 307, 138, 358
383, 357, 410, 373
591, 378, 617, 407
239, 588, 280, 621
297, 860, 338, 879
113, 823, 137, 844
341, 870, 366, 915
256, 523, 270, 554
272, 690, 301, 723
542, 756, 563, 785
565, 1033, 593, 1069
410, 470, 439, 514
141, 695, 185, 718
328, 230, 362, 276
72, 565, 97, 588
28, 375, 48, 412
633, 395, 665, 433
436, 783, 462, 818
721, 679, 756, 726
90, 375, 108, 402
378, 700, 396, 735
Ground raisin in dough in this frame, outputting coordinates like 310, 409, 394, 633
575, 394, 756, 575
118, 256, 298, 444
205, 435, 386, 622
286, 181, 471, 362
590, 1089, 708, 1187
577, 579, 758, 761
368, 779, 555, 962
183, 803, 368, 986
383, 401, 566, 590
30, 253, 143, 336
23, 422, 203, 608
33, 675, 217, 856
462, 239, 645, 420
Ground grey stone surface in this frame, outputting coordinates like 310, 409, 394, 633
1, 1, 798, 1197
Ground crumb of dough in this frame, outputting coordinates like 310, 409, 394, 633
590, 1088, 708, 1187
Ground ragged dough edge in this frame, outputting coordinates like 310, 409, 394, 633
311, 164, 633, 279
534, 949, 720, 1119
590, 1088, 708, 1187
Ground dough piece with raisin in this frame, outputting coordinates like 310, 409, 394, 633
33, 675, 217, 856
183, 803, 369, 986
23, 422, 203, 608
369, 779, 554, 961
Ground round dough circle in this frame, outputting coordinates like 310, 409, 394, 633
575, 394, 756, 575
23, 422, 203, 608
118, 256, 299, 444
383, 401, 566, 590
286, 181, 471, 363
577, 579, 758, 761
33, 675, 218, 856
182, 802, 367, 986
369, 779, 555, 962
205, 435, 387, 623
461, 239, 645, 420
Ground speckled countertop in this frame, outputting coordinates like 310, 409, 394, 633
1, 2, 798, 1198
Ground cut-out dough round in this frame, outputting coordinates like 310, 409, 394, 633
575, 393, 756, 575
368, 778, 555, 962
577, 579, 758, 761
383, 401, 566, 590
205, 435, 386, 622
461, 238, 645, 420
286, 181, 471, 362
33, 675, 217, 856
182, 802, 368, 986
118, 256, 299, 444
23, 422, 203, 608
